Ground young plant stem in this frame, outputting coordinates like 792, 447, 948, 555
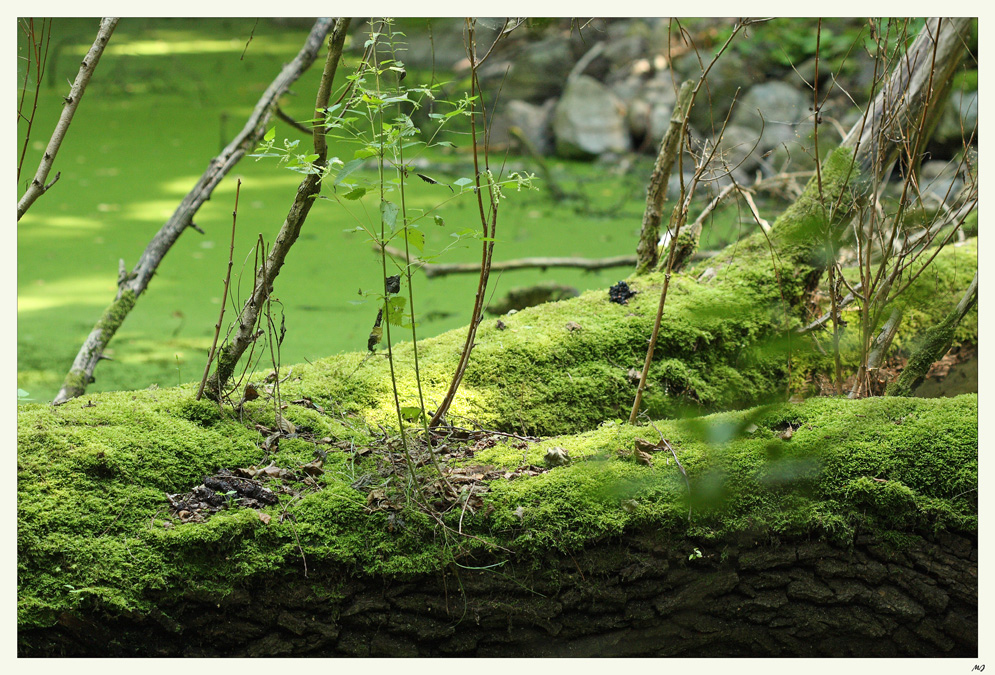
369, 24, 426, 500
628, 208, 683, 425
196, 179, 242, 400
430, 19, 502, 428
394, 96, 453, 491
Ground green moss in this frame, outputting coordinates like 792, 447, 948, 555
790, 239, 977, 391
18, 374, 976, 630
97, 290, 136, 340
703, 146, 860, 294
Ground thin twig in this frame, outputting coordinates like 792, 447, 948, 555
196, 179, 242, 400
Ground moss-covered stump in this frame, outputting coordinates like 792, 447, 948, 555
18, 390, 977, 656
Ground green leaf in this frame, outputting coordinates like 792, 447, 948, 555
334, 157, 367, 186
342, 187, 368, 201
403, 227, 425, 252
386, 296, 407, 326
454, 177, 474, 187
380, 200, 399, 231
264, 126, 276, 142
400, 406, 423, 422
433, 215, 445, 227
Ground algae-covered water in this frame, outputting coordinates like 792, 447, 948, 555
17, 18, 699, 403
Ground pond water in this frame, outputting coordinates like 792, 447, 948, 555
17, 19, 671, 402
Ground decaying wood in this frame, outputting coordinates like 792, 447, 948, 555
52, 19, 335, 405
842, 18, 972, 183
18, 18, 118, 220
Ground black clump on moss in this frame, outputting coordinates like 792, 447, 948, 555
608, 281, 637, 305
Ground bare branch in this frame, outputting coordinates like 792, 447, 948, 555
18, 18, 118, 220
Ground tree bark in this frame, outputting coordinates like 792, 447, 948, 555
17, 18, 118, 220
18, 531, 977, 657
635, 81, 694, 275
52, 18, 335, 405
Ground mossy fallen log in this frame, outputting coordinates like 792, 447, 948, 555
18, 388, 977, 656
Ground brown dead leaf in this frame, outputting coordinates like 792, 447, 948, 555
275, 414, 296, 435
634, 438, 661, 454
258, 512, 272, 525
565, 321, 583, 332
635, 450, 654, 466
300, 458, 324, 476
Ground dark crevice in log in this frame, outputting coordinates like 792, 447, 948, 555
18, 530, 977, 657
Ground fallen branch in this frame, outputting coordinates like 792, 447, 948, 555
18, 18, 118, 220
382, 244, 640, 278
53, 19, 335, 405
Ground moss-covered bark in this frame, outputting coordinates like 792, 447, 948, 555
19, 529, 978, 657
18, 383, 977, 652
55, 290, 136, 401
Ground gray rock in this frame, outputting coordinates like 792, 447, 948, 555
674, 49, 755, 131
490, 99, 557, 154
553, 75, 632, 158
918, 160, 965, 207
478, 35, 574, 103
709, 123, 764, 178
935, 89, 978, 147
731, 81, 811, 152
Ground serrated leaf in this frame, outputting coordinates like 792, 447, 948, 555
342, 187, 368, 201
380, 200, 399, 231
